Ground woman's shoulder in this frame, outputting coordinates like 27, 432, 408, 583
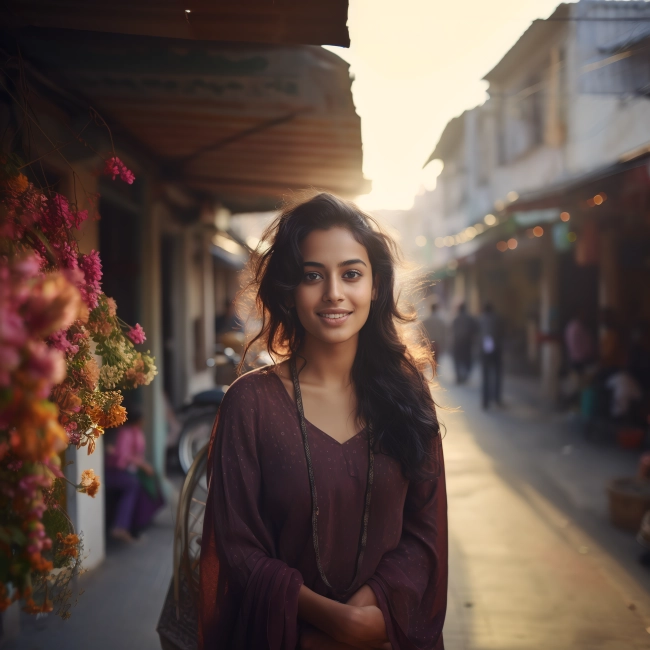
221, 365, 282, 406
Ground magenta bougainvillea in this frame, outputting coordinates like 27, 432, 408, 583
0, 151, 156, 616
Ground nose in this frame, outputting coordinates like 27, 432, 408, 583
323, 275, 345, 303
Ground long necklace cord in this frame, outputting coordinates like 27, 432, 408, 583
290, 357, 374, 598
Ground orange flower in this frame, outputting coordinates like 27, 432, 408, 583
56, 532, 80, 558
51, 385, 82, 413
82, 358, 100, 391
24, 274, 83, 338
11, 400, 68, 462
28, 552, 54, 574
86, 393, 126, 429
105, 297, 117, 317
79, 469, 100, 498
6, 173, 29, 196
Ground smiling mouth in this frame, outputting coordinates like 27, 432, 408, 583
318, 312, 352, 320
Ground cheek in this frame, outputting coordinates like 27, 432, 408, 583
293, 285, 318, 312
350, 280, 374, 308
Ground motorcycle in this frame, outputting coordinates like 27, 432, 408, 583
176, 333, 271, 474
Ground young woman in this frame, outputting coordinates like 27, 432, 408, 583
199, 193, 447, 650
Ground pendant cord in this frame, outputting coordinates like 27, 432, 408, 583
290, 357, 374, 598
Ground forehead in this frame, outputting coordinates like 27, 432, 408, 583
300, 227, 369, 263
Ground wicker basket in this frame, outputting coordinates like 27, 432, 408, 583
607, 478, 650, 532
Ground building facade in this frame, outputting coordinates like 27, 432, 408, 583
420, 0, 650, 399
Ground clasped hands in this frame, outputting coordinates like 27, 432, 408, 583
298, 584, 391, 650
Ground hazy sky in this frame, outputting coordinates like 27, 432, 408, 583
326, 0, 577, 210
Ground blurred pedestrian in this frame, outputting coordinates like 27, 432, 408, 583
599, 308, 624, 374
452, 302, 475, 384
479, 302, 503, 409
564, 311, 594, 375
422, 301, 447, 361
104, 409, 164, 543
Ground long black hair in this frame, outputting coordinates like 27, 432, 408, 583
241, 192, 440, 479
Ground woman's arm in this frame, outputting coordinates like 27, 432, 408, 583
300, 626, 391, 650
298, 585, 388, 649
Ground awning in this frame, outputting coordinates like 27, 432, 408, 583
5, 0, 350, 47
504, 153, 650, 213
3, 28, 368, 212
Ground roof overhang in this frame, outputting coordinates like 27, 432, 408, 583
2, 28, 368, 213
424, 112, 466, 167
505, 152, 650, 214
483, 3, 570, 84
4, 0, 350, 47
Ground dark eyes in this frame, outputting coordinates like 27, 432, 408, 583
303, 270, 362, 282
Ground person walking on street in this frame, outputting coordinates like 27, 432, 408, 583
423, 301, 447, 362
452, 303, 475, 384
479, 302, 504, 409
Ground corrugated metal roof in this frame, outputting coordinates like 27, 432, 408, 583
5, 0, 350, 47
7, 29, 368, 212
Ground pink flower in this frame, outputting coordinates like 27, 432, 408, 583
0, 307, 27, 347
14, 254, 42, 279
78, 250, 102, 309
24, 340, 66, 387
0, 344, 21, 384
126, 323, 146, 344
103, 156, 135, 185
49, 330, 80, 356
67, 431, 81, 446
45, 195, 88, 231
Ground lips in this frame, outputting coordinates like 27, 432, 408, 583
317, 310, 352, 324
318, 312, 351, 320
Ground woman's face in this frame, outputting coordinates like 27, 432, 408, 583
293, 227, 375, 346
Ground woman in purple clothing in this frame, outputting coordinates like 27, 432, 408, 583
104, 409, 163, 543
200, 193, 447, 650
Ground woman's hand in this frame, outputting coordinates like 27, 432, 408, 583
300, 625, 358, 650
298, 586, 389, 649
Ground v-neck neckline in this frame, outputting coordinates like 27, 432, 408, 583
268, 369, 366, 447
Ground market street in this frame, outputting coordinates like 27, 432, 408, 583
6, 362, 650, 650
438, 359, 650, 650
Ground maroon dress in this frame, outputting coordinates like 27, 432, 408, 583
199, 368, 447, 650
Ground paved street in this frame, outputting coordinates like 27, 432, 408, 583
4, 363, 650, 650
437, 358, 650, 650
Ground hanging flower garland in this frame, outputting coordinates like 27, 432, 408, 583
0, 151, 157, 617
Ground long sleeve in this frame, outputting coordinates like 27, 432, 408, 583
199, 377, 304, 650
367, 436, 447, 650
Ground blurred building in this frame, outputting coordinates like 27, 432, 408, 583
418, 0, 650, 399
1, 2, 366, 568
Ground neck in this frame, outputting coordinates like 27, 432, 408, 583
297, 333, 358, 388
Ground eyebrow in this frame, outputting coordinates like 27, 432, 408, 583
303, 259, 368, 268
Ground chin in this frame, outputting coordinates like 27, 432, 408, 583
309, 323, 360, 346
